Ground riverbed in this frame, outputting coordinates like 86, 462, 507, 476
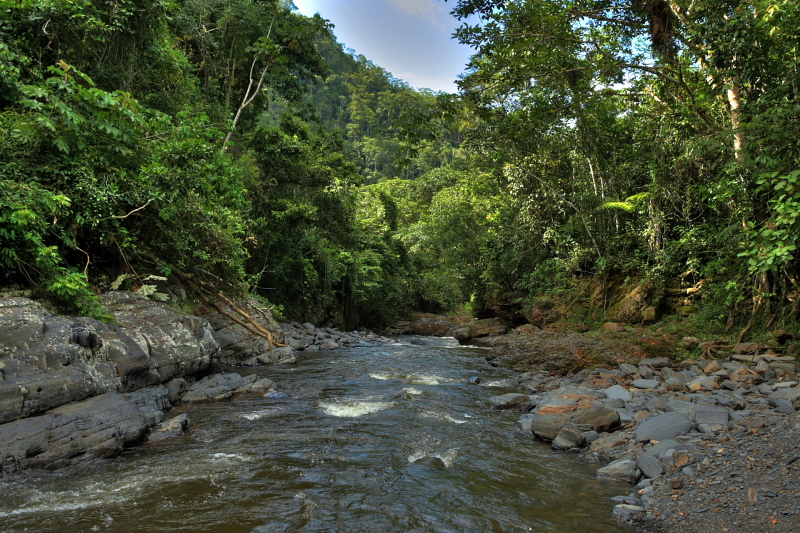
0, 336, 628, 532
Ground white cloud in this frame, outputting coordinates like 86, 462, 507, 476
388, 0, 447, 26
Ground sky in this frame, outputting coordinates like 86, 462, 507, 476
292, 0, 474, 93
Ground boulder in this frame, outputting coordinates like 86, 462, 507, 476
489, 393, 532, 411
452, 318, 508, 344
597, 459, 638, 483
636, 452, 663, 479
603, 385, 632, 403
530, 390, 620, 441
635, 412, 694, 443
181, 373, 267, 402
552, 423, 584, 450
401, 319, 453, 337
148, 413, 189, 442
0, 386, 169, 475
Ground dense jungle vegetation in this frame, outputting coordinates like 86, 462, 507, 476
1, 0, 799, 339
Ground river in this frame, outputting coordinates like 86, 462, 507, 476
0, 336, 629, 532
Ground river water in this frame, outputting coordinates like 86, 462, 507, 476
0, 337, 628, 532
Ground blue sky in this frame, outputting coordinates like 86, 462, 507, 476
293, 0, 473, 93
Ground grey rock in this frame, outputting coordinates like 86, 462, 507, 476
632, 379, 659, 389
604, 385, 632, 402
0, 386, 169, 475
489, 393, 532, 410
182, 373, 259, 402
646, 439, 686, 458
635, 412, 694, 443
597, 459, 638, 483
148, 413, 189, 442
636, 452, 664, 479
552, 423, 584, 450
640, 358, 670, 369
619, 363, 639, 376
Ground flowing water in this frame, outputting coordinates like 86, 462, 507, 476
0, 337, 629, 532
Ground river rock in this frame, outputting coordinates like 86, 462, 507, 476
489, 393, 532, 411
530, 390, 620, 441
182, 373, 266, 402
552, 423, 584, 450
401, 319, 453, 337
636, 452, 663, 479
452, 318, 508, 344
0, 385, 169, 475
635, 412, 694, 443
203, 299, 285, 365
632, 379, 659, 389
604, 384, 633, 402
148, 413, 189, 442
597, 459, 638, 483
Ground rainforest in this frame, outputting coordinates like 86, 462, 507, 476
2, 0, 800, 343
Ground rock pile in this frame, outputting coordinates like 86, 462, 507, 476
277, 322, 394, 355
497, 344, 800, 531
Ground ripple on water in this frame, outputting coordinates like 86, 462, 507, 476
319, 400, 394, 418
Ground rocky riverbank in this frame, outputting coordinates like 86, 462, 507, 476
393, 313, 800, 531
466, 326, 800, 532
0, 293, 394, 475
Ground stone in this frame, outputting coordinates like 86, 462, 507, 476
619, 363, 639, 376
687, 376, 721, 391
148, 413, 189, 442
666, 400, 730, 426
182, 373, 261, 402
640, 357, 670, 369
632, 379, 659, 389
646, 439, 685, 458
604, 385, 632, 403
452, 318, 508, 344
530, 390, 620, 441
613, 504, 645, 520
552, 423, 584, 450
603, 322, 625, 332
636, 452, 664, 479
489, 393, 532, 411
635, 412, 694, 443
597, 459, 638, 483
0, 386, 169, 474
733, 342, 762, 354
682, 336, 701, 350
401, 319, 453, 337
642, 307, 658, 324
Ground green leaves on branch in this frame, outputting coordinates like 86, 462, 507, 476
740, 170, 800, 273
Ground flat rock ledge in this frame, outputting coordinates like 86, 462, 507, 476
499, 349, 800, 532
0, 294, 221, 475
0, 294, 399, 475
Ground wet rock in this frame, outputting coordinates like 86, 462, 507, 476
0, 386, 169, 474
552, 423, 584, 451
148, 413, 189, 442
468, 377, 482, 385
597, 459, 638, 483
182, 373, 264, 402
489, 393, 532, 411
412, 456, 446, 468
635, 412, 694, 443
